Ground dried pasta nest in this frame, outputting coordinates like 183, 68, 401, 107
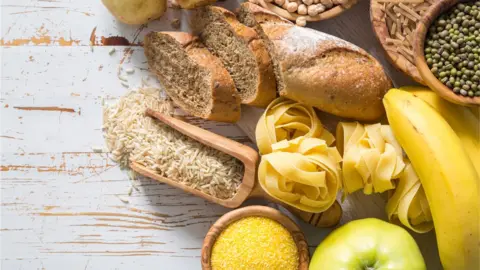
371, 0, 440, 83
249, 0, 358, 26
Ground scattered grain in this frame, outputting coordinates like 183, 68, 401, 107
120, 81, 129, 88
92, 146, 104, 153
116, 195, 130, 203
170, 18, 181, 29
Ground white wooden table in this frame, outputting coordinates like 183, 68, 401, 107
1, 0, 442, 269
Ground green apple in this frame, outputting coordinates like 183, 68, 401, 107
310, 218, 426, 270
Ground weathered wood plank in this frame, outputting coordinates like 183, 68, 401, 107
0, 45, 251, 269
0, 46, 250, 153
0, 0, 441, 269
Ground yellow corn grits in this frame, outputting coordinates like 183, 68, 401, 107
211, 216, 299, 270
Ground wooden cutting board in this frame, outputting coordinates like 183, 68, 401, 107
236, 105, 442, 269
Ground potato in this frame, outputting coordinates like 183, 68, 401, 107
102, 0, 167, 25
176, 0, 216, 9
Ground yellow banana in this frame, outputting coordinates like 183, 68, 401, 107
400, 86, 480, 176
383, 89, 480, 270
470, 106, 480, 121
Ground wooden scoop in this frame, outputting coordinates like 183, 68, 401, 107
129, 108, 342, 228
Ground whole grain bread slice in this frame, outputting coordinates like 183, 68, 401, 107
194, 6, 276, 107
237, 3, 392, 121
144, 32, 241, 123
237, 2, 292, 95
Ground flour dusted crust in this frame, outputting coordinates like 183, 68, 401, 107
238, 3, 392, 121
264, 24, 363, 62
264, 24, 392, 121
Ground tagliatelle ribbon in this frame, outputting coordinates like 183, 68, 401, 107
258, 136, 342, 213
337, 122, 405, 195
386, 162, 433, 233
256, 97, 335, 155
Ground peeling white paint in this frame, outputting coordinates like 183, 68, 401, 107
0, 0, 440, 269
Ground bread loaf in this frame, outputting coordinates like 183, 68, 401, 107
238, 3, 392, 121
144, 32, 241, 123
194, 6, 277, 107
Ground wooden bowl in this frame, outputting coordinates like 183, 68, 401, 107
254, 0, 358, 22
130, 109, 258, 209
370, 0, 422, 84
413, 0, 480, 106
370, 0, 443, 84
201, 205, 310, 270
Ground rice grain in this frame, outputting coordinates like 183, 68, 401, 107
103, 88, 243, 199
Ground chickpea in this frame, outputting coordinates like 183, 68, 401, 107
317, 3, 326, 12
302, 0, 313, 6
320, 0, 333, 8
297, 4, 308, 14
308, 4, 319, 16
286, 1, 298, 12
296, 16, 307, 26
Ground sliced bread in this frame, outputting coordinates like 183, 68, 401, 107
237, 2, 292, 95
237, 3, 392, 121
144, 32, 241, 123
193, 6, 277, 107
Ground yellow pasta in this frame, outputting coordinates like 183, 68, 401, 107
258, 136, 342, 213
386, 162, 433, 233
256, 97, 335, 155
337, 122, 405, 195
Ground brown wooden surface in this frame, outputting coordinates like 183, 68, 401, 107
413, 0, 480, 106
287, 201, 343, 227
370, 0, 426, 84
249, 183, 343, 227
201, 205, 309, 270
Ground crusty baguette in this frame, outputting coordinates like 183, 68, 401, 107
237, 3, 392, 121
194, 6, 277, 107
144, 32, 241, 123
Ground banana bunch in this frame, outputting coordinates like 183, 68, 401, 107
400, 86, 479, 176
383, 88, 479, 270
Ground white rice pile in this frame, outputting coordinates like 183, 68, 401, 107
102, 88, 244, 199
